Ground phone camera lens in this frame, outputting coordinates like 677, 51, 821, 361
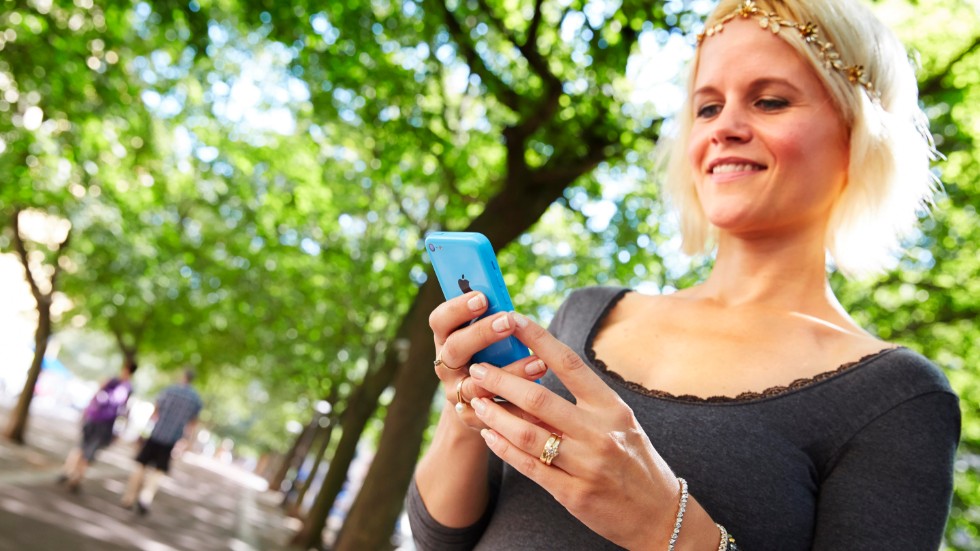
428, 244, 435, 251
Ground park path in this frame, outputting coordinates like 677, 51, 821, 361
0, 399, 300, 551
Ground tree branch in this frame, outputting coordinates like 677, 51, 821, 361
432, 0, 524, 113
474, 0, 557, 89
526, 0, 545, 49
11, 208, 45, 304
47, 227, 72, 292
919, 34, 980, 98
472, 0, 561, 142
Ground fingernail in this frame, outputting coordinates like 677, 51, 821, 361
481, 429, 496, 445
467, 293, 486, 311
469, 364, 487, 380
471, 397, 487, 415
512, 312, 529, 328
525, 359, 545, 377
491, 315, 511, 332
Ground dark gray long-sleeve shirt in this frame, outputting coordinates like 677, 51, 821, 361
408, 286, 960, 550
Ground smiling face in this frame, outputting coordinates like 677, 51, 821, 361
687, 18, 850, 242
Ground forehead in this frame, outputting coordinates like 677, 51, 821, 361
694, 18, 818, 87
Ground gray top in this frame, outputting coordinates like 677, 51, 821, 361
408, 286, 960, 550
149, 383, 203, 445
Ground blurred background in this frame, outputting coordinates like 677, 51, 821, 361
1, 0, 978, 549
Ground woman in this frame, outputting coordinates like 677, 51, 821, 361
409, 1, 960, 549
59, 359, 136, 492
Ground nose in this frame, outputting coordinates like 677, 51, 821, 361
710, 104, 752, 144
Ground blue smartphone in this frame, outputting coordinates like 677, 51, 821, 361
424, 231, 531, 367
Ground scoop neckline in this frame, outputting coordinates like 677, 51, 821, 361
584, 288, 901, 405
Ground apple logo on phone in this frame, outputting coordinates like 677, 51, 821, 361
458, 274, 473, 294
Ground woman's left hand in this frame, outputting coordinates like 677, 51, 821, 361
466, 311, 681, 549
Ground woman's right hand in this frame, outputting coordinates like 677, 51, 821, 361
429, 291, 548, 431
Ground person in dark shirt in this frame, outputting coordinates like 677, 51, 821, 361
58, 359, 136, 493
120, 369, 203, 515
410, 1, 960, 549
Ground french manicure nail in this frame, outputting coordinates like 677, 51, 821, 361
513, 312, 529, 328
491, 315, 511, 332
525, 359, 545, 377
469, 364, 487, 380
467, 293, 486, 311
481, 429, 496, 445
471, 397, 487, 415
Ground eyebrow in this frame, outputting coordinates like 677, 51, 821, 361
693, 77, 804, 99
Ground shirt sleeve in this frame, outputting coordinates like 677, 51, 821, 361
407, 455, 503, 551
812, 391, 960, 550
406, 476, 494, 551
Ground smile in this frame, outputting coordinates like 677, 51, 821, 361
710, 162, 766, 174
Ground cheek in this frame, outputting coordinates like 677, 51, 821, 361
686, 127, 708, 172
770, 128, 809, 162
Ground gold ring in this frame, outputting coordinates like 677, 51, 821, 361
456, 378, 469, 406
539, 434, 562, 466
434, 350, 464, 370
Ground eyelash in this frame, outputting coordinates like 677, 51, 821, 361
695, 98, 790, 119
757, 98, 789, 110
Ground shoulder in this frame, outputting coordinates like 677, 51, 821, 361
815, 347, 960, 445
183, 385, 204, 404
860, 347, 957, 399
548, 286, 630, 342
554, 286, 631, 322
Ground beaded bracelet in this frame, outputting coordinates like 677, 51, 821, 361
667, 478, 688, 551
716, 523, 741, 551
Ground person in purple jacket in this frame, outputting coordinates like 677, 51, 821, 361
58, 359, 137, 492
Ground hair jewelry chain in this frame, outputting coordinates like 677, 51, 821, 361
696, 0, 880, 103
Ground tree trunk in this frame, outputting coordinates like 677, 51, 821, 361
289, 373, 389, 549
4, 208, 70, 445
291, 417, 337, 516
288, 385, 342, 512
292, 281, 441, 550
282, 417, 328, 509
270, 414, 319, 492
4, 301, 51, 444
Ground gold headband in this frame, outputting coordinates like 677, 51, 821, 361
696, 0, 880, 103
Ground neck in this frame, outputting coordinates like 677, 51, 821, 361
695, 226, 842, 315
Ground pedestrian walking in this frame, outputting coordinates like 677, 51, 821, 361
58, 359, 136, 493
121, 368, 203, 515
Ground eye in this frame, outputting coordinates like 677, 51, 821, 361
696, 103, 722, 119
756, 97, 789, 111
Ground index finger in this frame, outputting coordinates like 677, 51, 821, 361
509, 312, 619, 407
428, 291, 489, 344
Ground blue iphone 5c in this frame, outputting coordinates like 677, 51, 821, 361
424, 231, 531, 367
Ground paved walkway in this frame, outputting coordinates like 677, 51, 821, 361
0, 399, 300, 551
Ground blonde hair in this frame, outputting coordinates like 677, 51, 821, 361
660, 0, 938, 277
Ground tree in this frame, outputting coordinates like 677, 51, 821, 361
0, 0, 207, 442
8, 0, 977, 548
328, 0, 671, 547
3, 209, 70, 443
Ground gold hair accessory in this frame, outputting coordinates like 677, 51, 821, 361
696, 0, 880, 103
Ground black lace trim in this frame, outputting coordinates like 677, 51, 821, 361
584, 289, 900, 403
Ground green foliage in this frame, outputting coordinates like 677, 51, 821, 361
2, 0, 978, 545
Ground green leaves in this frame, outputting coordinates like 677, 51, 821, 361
4, 2, 979, 544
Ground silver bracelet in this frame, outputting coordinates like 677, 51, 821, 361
667, 478, 688, 551
716, 523, 729, 551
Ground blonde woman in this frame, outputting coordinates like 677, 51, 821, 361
410, 1, 959, 549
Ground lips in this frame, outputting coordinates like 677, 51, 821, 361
708, 158, 767, 174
